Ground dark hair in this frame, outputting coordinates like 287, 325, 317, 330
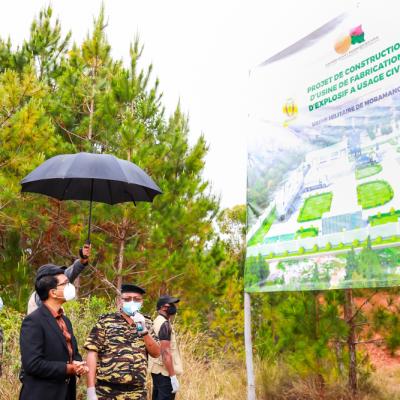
35, 275, 59, 301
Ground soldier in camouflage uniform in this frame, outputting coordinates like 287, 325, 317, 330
85, 284, 160, 400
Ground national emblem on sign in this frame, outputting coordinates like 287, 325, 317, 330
282, 98, 298, 118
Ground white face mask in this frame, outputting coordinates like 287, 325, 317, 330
63, 283, 76, 301
122, 301, 142, 316
0, 297, 3, 312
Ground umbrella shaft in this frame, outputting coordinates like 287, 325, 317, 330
87, 179, 94, 243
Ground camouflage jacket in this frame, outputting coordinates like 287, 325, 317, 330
84, 312, 154, 389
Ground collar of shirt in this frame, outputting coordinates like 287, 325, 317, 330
157, 311, 169, 319
44, 303, 64, 319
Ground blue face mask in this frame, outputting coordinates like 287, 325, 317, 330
122, 301, 142, 316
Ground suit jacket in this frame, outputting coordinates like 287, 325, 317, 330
19, 304, 82, 400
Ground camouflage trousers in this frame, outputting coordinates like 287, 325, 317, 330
96, 383, 146, 400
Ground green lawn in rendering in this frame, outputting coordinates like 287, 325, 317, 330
297, 192, 333, 222
355, 163, 382, 180
248, 208, 276, 246
357, 180, 394, 209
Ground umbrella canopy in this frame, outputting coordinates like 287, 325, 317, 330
21, 152, 162, 241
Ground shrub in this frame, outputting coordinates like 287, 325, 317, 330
312, 244, 318, 252
376, 236, 383, 244
298, 247, 305, 255
353, 239, 360, 247
390, 207, 396, 215
326, 242, 332, 250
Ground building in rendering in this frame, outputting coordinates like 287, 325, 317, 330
321, 208, 364, 235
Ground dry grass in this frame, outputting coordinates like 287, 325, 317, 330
2, 302, 400, 400
175, 332, 247, 400
369, 366, 400, 400
254, 358, 399, 400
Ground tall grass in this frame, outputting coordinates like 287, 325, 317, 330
1, 298, 400, 399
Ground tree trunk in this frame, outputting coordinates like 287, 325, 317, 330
116, 235, 126, 292
88, 61, 98, 142
335, 341, 345, 377
88, 92, 95, 141
116, 218, 127, 291
344, 288, 357, 396
314, 292, 325, 396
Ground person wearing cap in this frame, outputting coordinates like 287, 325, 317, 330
27, 243, 91, 314
84, 284, 160, 400
149, 295, 183, 400
19, 264, 88, 400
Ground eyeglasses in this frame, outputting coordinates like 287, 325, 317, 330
121, 296, 143, 302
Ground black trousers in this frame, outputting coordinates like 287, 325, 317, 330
151, 373, 176, 400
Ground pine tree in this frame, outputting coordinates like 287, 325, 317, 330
345, 247, 358, 281
22, 7, 71, 83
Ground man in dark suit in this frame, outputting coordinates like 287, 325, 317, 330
19, 264, 88, 400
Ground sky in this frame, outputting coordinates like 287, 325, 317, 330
0, 0, 359, 208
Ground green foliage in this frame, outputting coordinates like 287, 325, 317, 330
0, 5, 236, 348
23, 6, 72, 82
345, 247, 358, 280
0, 306, 23, 376
251, 290, 348, 380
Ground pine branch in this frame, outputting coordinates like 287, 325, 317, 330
354, 338, 384, 345
348, 290, 378, 323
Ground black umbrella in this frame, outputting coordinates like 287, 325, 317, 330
21, 152, 162, 242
